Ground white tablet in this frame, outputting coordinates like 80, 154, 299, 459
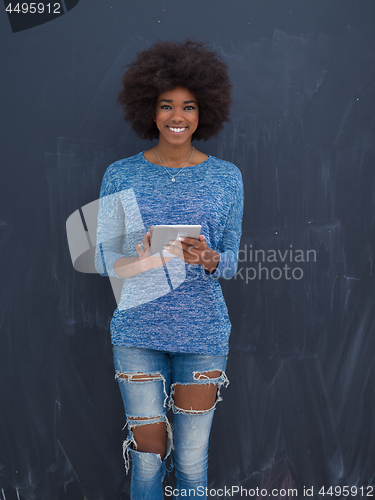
150, 225, 202, 257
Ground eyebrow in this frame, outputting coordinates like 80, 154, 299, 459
158, 99, 197, 104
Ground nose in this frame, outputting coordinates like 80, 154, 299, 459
171, 107, 183, 122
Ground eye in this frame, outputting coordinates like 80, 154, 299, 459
185, 105, 196, 110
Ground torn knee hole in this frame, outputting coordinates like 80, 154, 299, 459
171, 381, 220, 413
193, 370, 222, 380
116, 371, 163, 381
175, 407, 213, 415
128, 416, 162, 422
127, 415, 169, 429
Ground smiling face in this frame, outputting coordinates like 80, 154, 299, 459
154, 86, 199, 147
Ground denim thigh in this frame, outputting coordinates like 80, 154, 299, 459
113, 346, 229, 417
113, 346, 171, 421
169, 351, 228, 411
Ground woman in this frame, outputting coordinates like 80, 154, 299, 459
95, 39, 244, 499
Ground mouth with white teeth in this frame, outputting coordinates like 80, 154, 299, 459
167, 126, 187, 134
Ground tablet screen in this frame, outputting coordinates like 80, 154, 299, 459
150, 225, 202, 257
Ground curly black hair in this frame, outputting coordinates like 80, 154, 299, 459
117, 39, 233, 141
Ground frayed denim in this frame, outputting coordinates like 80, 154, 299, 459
113, 346, 229, 500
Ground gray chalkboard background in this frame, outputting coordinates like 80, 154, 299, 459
1, 1, 374, 499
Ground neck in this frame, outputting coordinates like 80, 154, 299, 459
155, 141, 194, 168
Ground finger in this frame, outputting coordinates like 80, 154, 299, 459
197, 235, 207, 248
135, 243, 144, 257
178, 236, 198, 245
169, 238, 194, 250
142, 233, 150, 250
149, 226, 154, 247
164, 243, 181, 253
180, 236, 206, 248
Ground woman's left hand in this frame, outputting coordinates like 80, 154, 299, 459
164, 235, 219, 274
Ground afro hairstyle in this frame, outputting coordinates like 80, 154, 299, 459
117, 39, 233, 141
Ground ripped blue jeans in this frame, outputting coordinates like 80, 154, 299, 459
113, 345, 229, 500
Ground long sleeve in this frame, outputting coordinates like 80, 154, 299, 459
95, 170, 125, 277
206, 170, 244, 280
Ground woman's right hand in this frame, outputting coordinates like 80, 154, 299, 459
136, 226, 173, 271
114, 227, 173, 278
135, 227, 153, 260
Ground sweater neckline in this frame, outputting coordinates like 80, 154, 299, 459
141, 151, 211, 170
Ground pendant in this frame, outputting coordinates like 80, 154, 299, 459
172, 178, 176, 182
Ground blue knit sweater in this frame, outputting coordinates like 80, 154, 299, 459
95, 152, 244, 355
